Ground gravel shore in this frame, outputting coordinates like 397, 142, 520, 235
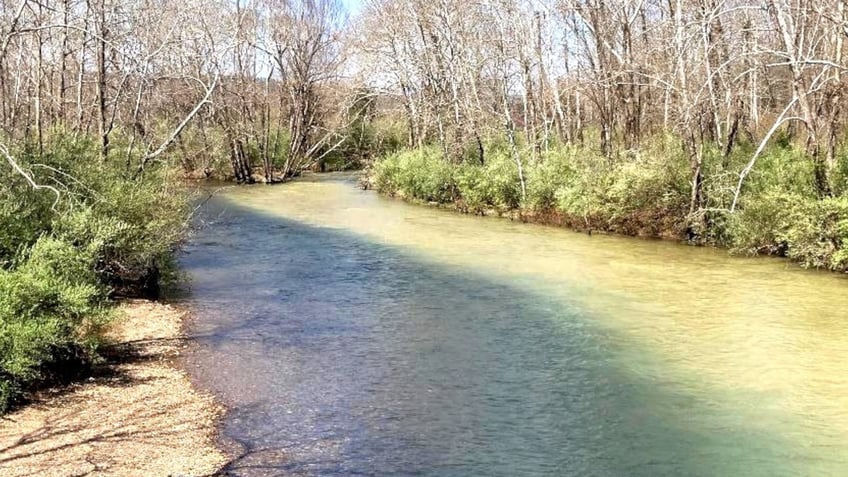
0, 300, 226, 477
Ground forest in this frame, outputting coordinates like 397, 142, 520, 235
1, 0, 847, 411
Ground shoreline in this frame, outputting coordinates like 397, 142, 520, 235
373, 189, 848, 274
0, 300, 227, 476
378, 188, 692, 239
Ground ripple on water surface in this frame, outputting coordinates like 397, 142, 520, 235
179, 173, 848, 476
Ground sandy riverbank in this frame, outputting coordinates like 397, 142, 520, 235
0, 300, 227, 476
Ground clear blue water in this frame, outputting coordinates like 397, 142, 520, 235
179, 174, 848, 476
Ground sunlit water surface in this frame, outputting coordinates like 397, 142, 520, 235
179, 173, 848, 476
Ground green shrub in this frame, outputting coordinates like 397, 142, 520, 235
526, 147, 577, 211
729, 191, 798, 256
604, 152, 690, 236
725, 144, 848, 270
746, 147, 818, 199
729, 193, 848, 271
456, 151, 522, 211
374, 144, 524, 211
372, 150, 403, 194
831, 146, 848, 197
0, 131, 190, 412
373, 147, 456, 203
454, 163, 487, 210
0, 161, 58, 262
553, 159, 612, 229
371, 134, 848, 271
783, 198, 848, 270
0, 236, 107, 412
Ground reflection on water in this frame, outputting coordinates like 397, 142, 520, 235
180, 173, 848, 476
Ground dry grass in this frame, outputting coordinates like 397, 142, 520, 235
0, 300, 227, 477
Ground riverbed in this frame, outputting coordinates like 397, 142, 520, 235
180, 172, 848, 476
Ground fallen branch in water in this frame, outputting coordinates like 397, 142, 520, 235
188, 185, 235, 221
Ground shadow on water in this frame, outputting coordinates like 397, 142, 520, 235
179, 197, 797, 477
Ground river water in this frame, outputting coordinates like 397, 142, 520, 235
180, 173, 848, 476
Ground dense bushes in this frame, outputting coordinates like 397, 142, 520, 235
371, 137, 848, 272
0, 132, 190, 412
0, 237, 106, 407
457, 149, 524, 211
373, 140, 691, 234
729, 193, 848, 270
373, 146, 457, 203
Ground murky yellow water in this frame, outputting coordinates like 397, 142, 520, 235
188, 173, 848, 475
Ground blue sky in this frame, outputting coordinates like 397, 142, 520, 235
341, 0, 364, 16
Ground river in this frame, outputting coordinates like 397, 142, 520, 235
179, 173, 848, 476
